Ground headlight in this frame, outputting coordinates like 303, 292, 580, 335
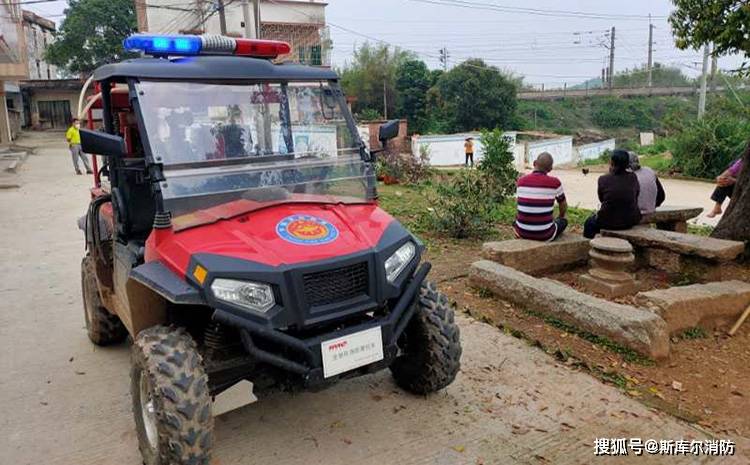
210, 279, 275, 313
385, 241, 416, 283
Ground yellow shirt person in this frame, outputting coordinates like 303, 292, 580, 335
464, 137, 474, 167
66, 119, 91, 175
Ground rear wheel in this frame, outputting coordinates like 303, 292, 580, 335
81, 255, 126, 345
390, 280, 462, 394
131, 325, 213, 465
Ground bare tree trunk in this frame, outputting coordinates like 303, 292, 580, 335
712, 142, 750, 242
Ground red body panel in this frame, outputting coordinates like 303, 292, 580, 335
145, 202, 396, 277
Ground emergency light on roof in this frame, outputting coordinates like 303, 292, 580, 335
123, 34, 291, 58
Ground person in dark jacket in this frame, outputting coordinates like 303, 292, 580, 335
583, 150, 642, 239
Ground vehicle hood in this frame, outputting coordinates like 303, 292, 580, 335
146, 202, 398, 274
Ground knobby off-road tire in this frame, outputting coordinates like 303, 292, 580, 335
131, 326, 214, 465
390, 280, 462, 394
81, 255, 127, 345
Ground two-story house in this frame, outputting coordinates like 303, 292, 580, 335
136, 0, 330, 66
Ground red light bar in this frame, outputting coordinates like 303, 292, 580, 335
234, 39, 291, 58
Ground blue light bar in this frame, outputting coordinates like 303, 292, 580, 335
123, 34, 203, 56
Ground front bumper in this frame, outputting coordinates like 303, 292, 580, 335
212, 262, 430, 386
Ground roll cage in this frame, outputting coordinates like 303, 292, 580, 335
82, 55, 374, 242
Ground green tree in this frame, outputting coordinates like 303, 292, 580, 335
394, 59, 431, 133
45, 0, 137, 75
428, 59, 517, 133
613, 63, 693, 88
670, 0, 749, 75
339, 42, 413, 119
477, 129, 517, 203
670, 0, 750, 241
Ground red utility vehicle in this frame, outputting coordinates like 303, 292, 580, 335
79, 34, 461, 465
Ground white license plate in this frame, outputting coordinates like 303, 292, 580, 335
321, 326, 384, 378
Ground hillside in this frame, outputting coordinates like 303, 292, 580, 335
514, 94, 699, 144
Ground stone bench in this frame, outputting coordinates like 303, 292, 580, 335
636, 280, 750, 335
469, 260, 669, 360
640, 206, 703, 233
481, 234, 590, 275
602, 226, 744, 277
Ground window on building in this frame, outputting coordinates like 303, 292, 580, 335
47, 68, 51, 80
297, 45, 323, 66
310, 45, 322, 66
36, 60, 41, 78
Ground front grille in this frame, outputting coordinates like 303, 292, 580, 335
303, 262, 369, 307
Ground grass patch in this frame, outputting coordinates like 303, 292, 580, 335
379, 177, 594, 241
688, 224, 714, 236
524, 309, 655, 365
639, 154, 673, 173
678, 326, 707, 340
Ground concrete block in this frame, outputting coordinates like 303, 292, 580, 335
636, 280, 750, 335
603, 226, 744, 262
579, 274, 642, 298
481, 234, 590, 275
469, 260, 670, 360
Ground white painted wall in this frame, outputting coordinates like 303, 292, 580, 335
356, 125, 370, 150
526, 136, 574, 166
575, 138, 615, 161
412, 132, 522, 169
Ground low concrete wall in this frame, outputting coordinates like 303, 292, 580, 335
482, 235, 590, 275
636, 280, 750, 335
411, 131, 521, 169
469, 260, 670, 360
575, 138, 615, 162
526, 136, 574, 166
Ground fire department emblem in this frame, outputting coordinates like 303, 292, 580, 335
276, 215, 339, 245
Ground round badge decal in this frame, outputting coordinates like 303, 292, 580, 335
276, 215, 339, 245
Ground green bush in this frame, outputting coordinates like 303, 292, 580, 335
671, 116, 750, 178
637, 138, 672, 156
424, 169, 496, 239
477, 129, 518, 202
356, 108, 382, 121
591, 98, 657, 130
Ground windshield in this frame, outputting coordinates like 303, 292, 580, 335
135, 81, 370, 219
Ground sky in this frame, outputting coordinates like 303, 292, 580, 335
24, 0, 747, 89
323, 0, 746, 88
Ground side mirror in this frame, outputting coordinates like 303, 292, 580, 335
378, 119, 400, 142
80, 128, 126, 157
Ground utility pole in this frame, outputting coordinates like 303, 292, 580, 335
241, 0, 256, 38
601, 68, 606, 87
439, 47, 449, 71
252, 0, 261, 38
647, 16, 654, 87
710, 42, 718, 92
698, 43, 710, 119
383, 79, 388, 119
608, 26, 615, 90
217, 0, 227, 34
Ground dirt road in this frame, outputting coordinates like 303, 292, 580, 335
0, 133, 742, 464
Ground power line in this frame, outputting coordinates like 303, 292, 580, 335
406, 0, 668, 21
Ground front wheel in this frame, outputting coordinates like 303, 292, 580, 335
131, 326, 213, 465
390, 280, 462, 394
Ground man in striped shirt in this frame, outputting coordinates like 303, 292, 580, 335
514, 152, 568, 241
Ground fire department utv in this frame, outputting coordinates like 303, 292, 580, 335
78, 34, 461, 465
